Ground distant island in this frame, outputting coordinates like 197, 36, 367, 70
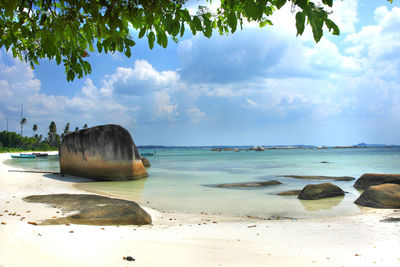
137, 144, 399, 151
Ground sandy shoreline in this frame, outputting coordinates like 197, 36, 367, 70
1, 152, 399, 266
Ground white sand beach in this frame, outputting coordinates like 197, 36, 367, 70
0, 152, 399, 267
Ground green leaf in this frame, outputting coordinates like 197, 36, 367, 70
124, 38, 136, 47
325, 19, 340, 35
171, 20, 180, 37
322, 0, 333, 7
295, 12, 305, 36
96, 41, 102, 53
243, 1, 258, 19
276, 0, 287, 10
138, 27, 146, 39
181, 9, 191, 21
310, 14, 324, 42
227, 12, 237, 33
125, 46, 131, 57
180, 22, 185, 37
147, 31, 155, 49
295, 0, 307, 9
39, 13, 47, 25
193, 16, 202, 31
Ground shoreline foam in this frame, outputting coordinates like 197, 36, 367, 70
1, 152, 400, 266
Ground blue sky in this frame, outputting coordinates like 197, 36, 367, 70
1, 0, 400, 146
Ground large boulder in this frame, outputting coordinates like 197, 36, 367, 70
298, 183, 345, 200
354, 183, 400, 208
353, 173, 400, 189
23, 194, 152, 225
60, 124, 147, 180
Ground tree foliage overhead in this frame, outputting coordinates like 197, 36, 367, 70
0, 0, 339, 81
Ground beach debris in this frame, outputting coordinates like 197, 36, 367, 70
1, 222, 6, 225
26, 211, 31, 213
20, 217, 25, 221
100, 228, 105, 230
213, 221, 218, 224
248, 225, 257, 228
4, 210, 8, 212
355, 254, 361, 256
123, 256, 135, 262
69, 230, 74, 233
28, 221, 38, 225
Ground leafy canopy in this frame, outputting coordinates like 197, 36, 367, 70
0, 0, 339, 81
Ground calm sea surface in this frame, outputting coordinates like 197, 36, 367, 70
5, 147, 400, 218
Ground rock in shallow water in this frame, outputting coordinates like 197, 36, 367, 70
354, 183, 400, 208
141, 157, 151, 167
59, 124, 147, 181
211, 180, 282, 188
281, 175, 355, 181
23, 194, 152, 225
353, 173, 400, 189
277, 190, 302, 196
298, 183, 345, 200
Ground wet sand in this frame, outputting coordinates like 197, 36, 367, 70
0, 152, 399, 266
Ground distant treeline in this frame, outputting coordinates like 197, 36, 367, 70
0, 131, 58, 152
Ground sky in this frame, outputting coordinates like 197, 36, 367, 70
1, 0, 400, 146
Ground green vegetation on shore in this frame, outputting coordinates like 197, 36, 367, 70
0, 131, 57, 152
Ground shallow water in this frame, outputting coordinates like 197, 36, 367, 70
5, 148, 400, 218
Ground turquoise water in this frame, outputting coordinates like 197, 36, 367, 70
4, 148, 400, 218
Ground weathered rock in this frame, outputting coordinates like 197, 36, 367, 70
23, 194, 152, 225
212, 180, 281, 188
141, 157, 151, 168
354, 183, 400, 208
277, 190, 302, 196
353, 173, 400, 189
281, 175, 355, 181
298, 183, 345, 200
59, 124, 147, 180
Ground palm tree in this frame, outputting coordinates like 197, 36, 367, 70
32, 124, 38, 137
48, 121, 57, 146
62, 122, 70, 138
83, 123, 88, 129
20, 117, 27, 136
75, 127, 79, 131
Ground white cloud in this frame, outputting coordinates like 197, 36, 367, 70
101, 60, 180, 96
330, 0, 359, 34
153, 91, 178, 119
187, 106, 206, 122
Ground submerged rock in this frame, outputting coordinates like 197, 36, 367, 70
141, 157, 151, 167
59, 124, 147, 181
277, 190, 302, 196
23, 194, 152, 225
212, 180, 282, 188
298, 183, 345, 200
353, 173, 400, 189
354, 183, 400, 208
281, 175, 355, 181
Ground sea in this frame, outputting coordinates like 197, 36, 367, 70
4, 147, 400, 219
